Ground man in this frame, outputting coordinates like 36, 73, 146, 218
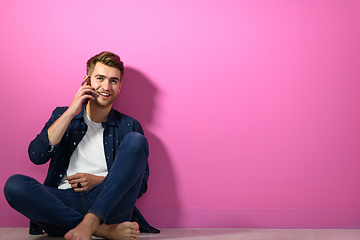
4, 51, 159, 240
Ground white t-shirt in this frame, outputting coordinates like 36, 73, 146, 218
58, 111, 108, 189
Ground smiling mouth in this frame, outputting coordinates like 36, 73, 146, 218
98, 92, 110, 97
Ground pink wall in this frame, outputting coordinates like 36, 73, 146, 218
1, 0, 360, 228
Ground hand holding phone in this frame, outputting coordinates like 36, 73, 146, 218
82, 76, 91, 105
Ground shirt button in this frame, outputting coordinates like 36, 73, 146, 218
73, 142, 77, 145
59, 174, 63, 177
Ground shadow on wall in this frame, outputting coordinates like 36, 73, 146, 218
113, 67, 180, 227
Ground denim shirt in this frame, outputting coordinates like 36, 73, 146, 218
28, 106, 159, 234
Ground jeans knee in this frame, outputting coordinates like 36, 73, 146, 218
4, 174, 31, 202
4, 175, 18, 201
123, 132, 148, 152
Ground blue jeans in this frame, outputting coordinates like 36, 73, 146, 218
4, 132, 148, 237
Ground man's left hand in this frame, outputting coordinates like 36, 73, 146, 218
66, 173, 105, 192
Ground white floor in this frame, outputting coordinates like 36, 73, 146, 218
1, 228, 360, 240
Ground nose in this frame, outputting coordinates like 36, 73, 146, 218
101, 79, 112, 90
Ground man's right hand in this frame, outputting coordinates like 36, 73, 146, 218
67, 84, 95, 117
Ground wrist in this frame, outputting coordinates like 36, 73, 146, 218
65, 106, 80, 119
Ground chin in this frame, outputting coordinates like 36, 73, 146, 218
93, 99, 115, 108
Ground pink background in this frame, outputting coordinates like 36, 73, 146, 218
1, 0, 360, 228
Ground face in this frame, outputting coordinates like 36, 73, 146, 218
89, 62, 122, 108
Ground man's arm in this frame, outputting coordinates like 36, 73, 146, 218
48, 84, 95, 145
28, 84, 95, 165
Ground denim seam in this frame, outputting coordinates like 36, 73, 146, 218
80, 193, 87, 215
105, 209, 133, 223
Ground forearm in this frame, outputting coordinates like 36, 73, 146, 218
47, 109, 76, 146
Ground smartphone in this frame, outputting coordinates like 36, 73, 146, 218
82, 76, 91, 105
82, 76, 91, 86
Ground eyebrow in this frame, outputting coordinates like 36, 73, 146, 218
95, 74, 120, 81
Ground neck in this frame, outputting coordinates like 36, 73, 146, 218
85, 101, 112, 123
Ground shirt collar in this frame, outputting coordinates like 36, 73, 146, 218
73, 105, 116, 126
104, 108, 116, 126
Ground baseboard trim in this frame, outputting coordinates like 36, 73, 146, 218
1, 206, 360, 228
139, 207, 360, 228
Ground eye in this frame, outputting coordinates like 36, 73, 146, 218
111, 79, 119, 84
97, 77, 104, 81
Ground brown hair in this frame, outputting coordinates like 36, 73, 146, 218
87, 51, 124, 80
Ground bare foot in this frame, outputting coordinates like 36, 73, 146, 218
64, 213, 101, 240
94, 221, 140, 240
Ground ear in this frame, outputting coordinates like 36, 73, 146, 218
117, 81, 122, 94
